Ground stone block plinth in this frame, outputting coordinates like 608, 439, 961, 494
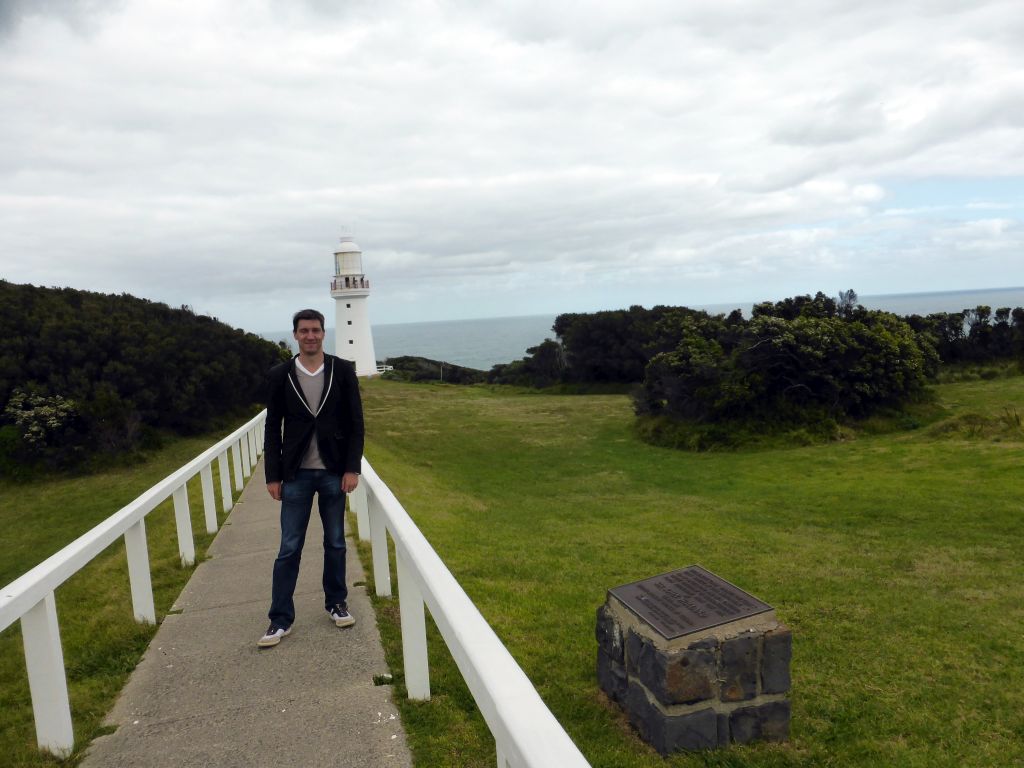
596, 567, 791, 754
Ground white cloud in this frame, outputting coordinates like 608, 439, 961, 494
0, 0, 1022, 327
935, 218, 1020, 252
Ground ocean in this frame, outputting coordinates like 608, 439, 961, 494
262, 287, 1024, 371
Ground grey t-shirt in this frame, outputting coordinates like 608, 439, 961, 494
296, 362, 326, 470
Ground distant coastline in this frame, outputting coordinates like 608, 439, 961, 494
261, 286, 1024, 371
691, 286, 1024, 319
866, 286, 1024, 298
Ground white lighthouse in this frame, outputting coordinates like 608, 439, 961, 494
330, 233, 378, 376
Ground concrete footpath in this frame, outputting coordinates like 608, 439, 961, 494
83, 459, 413, 768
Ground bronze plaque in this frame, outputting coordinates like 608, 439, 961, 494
609, 565, 772, 640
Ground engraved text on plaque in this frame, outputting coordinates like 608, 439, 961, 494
609, 565, 772, 640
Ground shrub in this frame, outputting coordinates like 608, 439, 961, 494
2, 389, 84, 469
636, 310, 936, 426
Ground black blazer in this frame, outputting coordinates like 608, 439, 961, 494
263, 354, 365, 483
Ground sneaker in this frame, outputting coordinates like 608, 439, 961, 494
257, 624, 291, 648
328, 603, 356, 628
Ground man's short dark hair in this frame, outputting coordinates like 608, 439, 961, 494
292, 309, 326, 332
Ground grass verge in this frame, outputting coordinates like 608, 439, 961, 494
0, 421, 252, 767
355, 375, 1024, 768
634, 396, 950, 452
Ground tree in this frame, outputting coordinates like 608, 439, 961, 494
554, 308, 650, 382
751, 292, 838, 321
965, 305, 993, 357
992, 307, 1013, 357
635, 309, 936, 426
1013, 308, 1024, 356
488, 339, 565, 387
837, 289, 859, 319
0, 280, 287, 471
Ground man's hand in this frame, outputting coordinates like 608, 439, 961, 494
341, 472, 359, 493
267, 481, 282, 501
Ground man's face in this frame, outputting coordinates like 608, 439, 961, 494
294, 319, 325, 355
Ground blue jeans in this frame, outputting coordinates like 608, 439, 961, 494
268, 469, 347, 628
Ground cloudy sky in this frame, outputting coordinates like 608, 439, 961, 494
2, 0, 1022, 331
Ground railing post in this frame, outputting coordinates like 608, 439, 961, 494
124, 519, 156, 624
239, 435, 251, 478
200, 464, 218, 533
22, 593, 73, 758
396, 547, 430, 700
351, 482, 370, 542
231, 442, 244, 491
172, 484, 196, 566
249, 426, 259, 461
198, 462, 219, 536
369, 493, 392, 597
217, 450, 234, 510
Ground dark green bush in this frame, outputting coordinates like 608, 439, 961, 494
0, 281, 290, 472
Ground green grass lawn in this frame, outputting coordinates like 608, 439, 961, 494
0, 425, 251, 767
357, 377, 1024, 768
3, 378, 1021, 768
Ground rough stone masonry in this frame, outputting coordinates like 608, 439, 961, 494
596, 575, 792, 754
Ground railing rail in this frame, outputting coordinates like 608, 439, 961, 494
0, 411, 267, 758
351, 459, 591, 768
5, 412, 590, 766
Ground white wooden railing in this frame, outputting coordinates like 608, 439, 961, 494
349, 459, 591, 768
0, 411, 267, 758
3, 411, 590, 766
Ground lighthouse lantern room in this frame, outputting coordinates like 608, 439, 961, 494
330, 234, 378, 376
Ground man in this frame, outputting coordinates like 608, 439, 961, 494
258, 308, 365, 648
